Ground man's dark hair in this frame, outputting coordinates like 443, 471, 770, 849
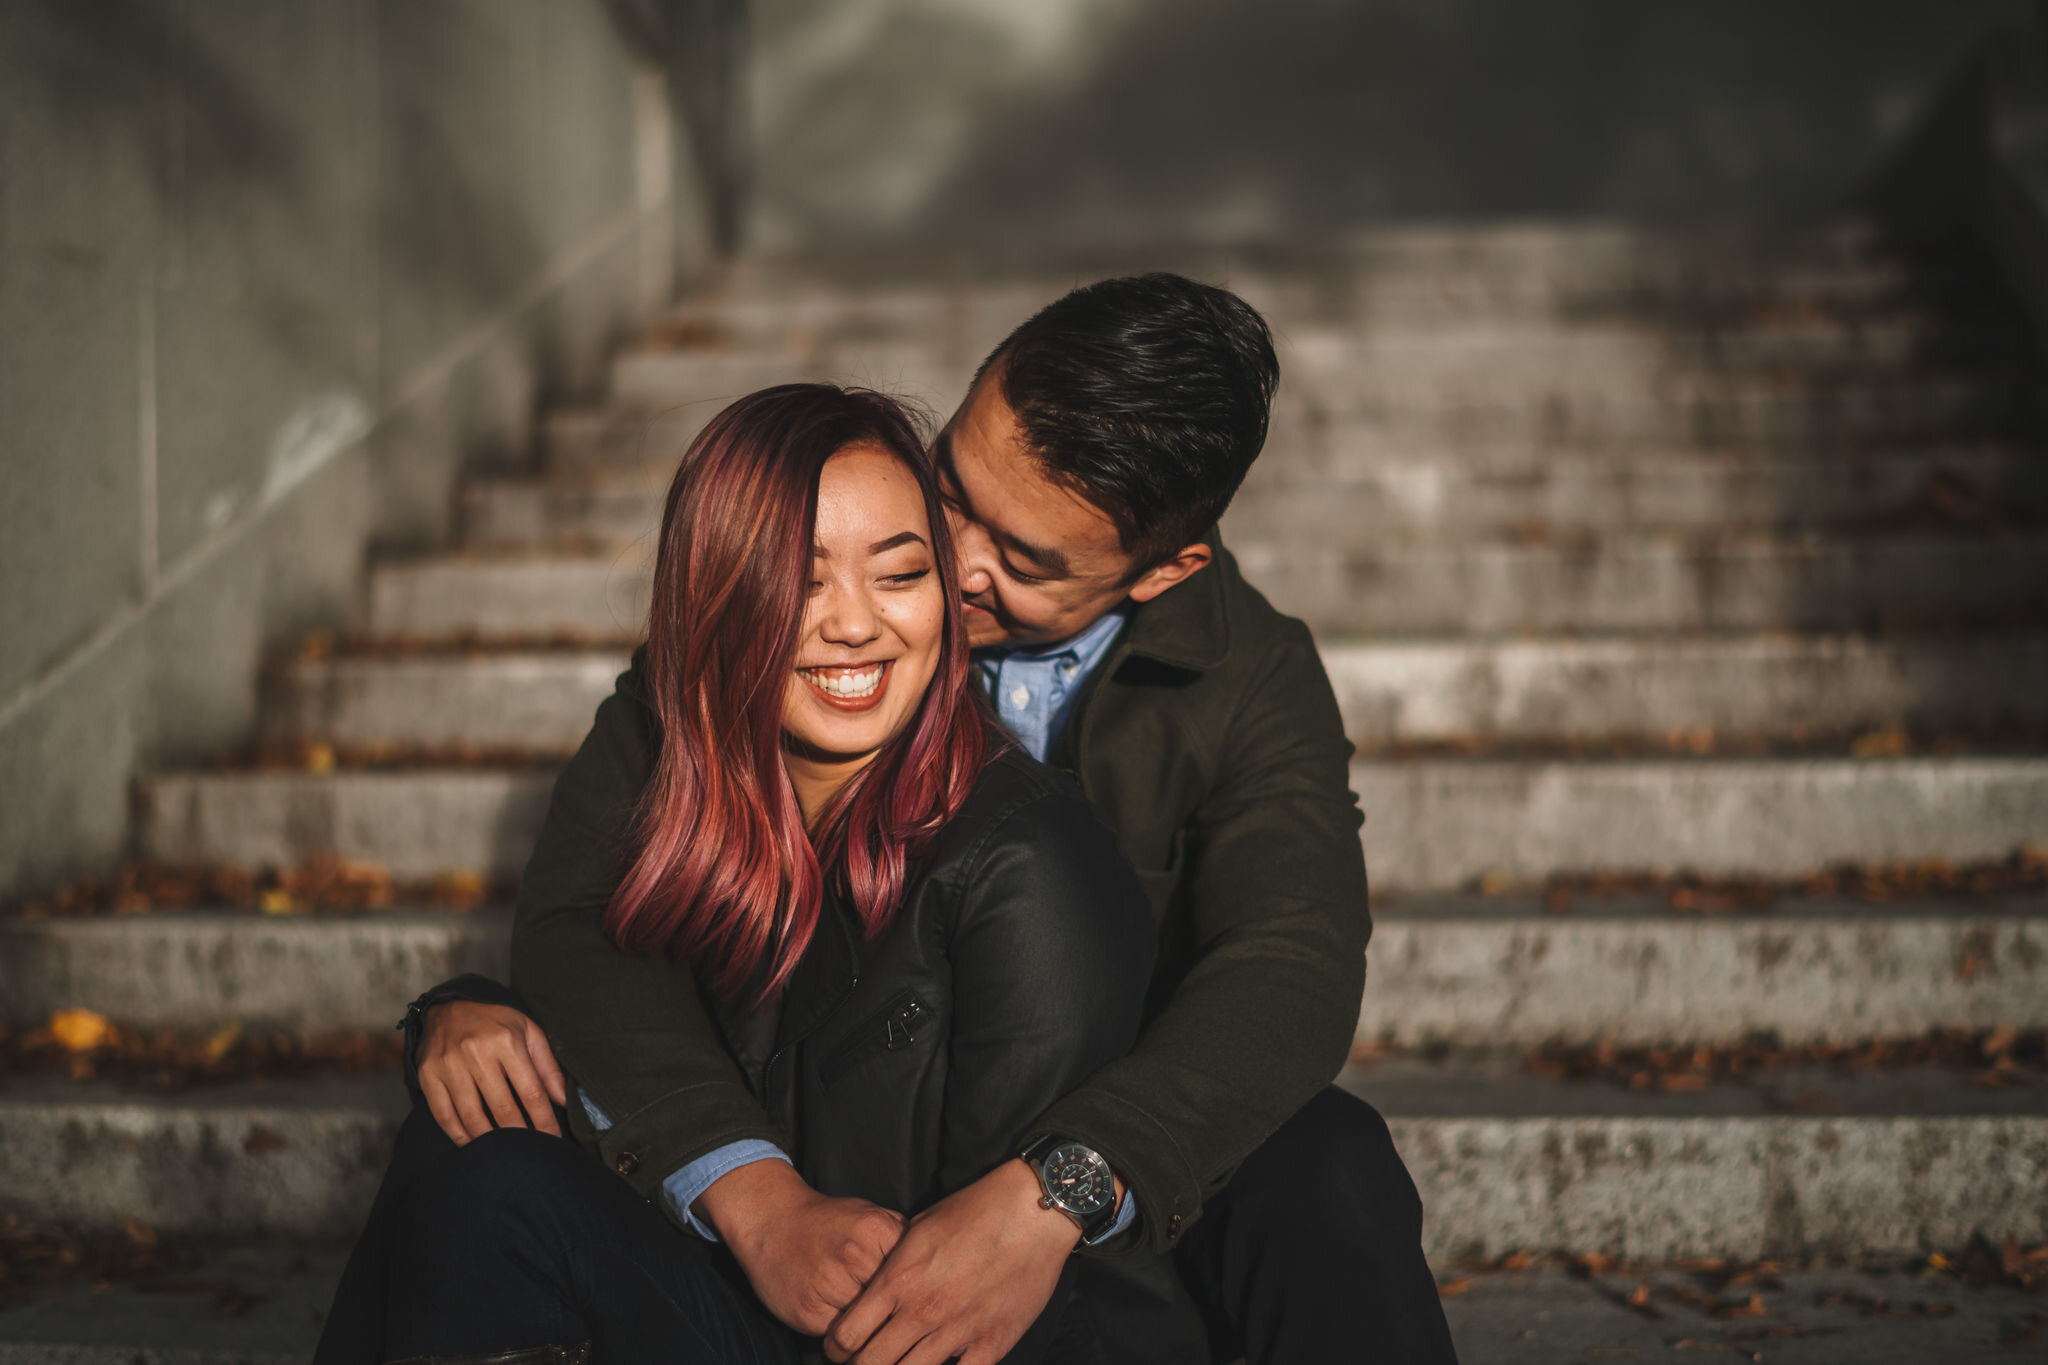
975, 273, 1279, 576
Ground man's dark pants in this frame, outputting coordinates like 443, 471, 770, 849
1173, 1086, 1459, 1364
318, 1088, 1456, 1363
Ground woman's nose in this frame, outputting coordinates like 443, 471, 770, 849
817, 580, 884, 647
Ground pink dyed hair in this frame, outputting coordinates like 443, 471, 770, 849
603, 384, 989, 1003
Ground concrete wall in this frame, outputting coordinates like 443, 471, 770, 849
0, 0, 721, 896
746, 0, 2037, 254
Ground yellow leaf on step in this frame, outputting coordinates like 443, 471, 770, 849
1850, 727, 1909, 759
48, 1008, 116, 1053
304, 742, 336, 774
259, 888, 302, 915
201, 1021, 243, 1064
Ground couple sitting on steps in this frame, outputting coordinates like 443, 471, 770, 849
314, 274, 1459, 1365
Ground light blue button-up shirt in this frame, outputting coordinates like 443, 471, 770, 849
627, 607, 1137, 1242
975, 605, 1129, 763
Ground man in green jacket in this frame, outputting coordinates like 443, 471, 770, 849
419, 274, 1457, 1363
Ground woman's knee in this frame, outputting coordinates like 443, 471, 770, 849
390, 1127, 602, 1257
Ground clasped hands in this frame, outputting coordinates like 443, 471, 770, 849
418, 1000, 1082, 1365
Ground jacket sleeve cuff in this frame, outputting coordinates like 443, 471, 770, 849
577, 1088, 790, 1241
566, 1078, 793, 1217
1033, 1087, 1204, 1258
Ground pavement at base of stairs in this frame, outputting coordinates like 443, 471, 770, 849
2, 1248, 2044, 1363
1437, 1265, 2047, 1363
0, 1241, 345, 1365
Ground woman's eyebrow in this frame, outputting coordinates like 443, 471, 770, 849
869, 531, 928, 555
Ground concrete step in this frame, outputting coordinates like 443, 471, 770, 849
138, 754, 2047, 902
1278, 317, 1947, 380
540, 403, 708, 470
1347, 1055, 2048, 1262
137, 770, 554, 881
2, 1243, 2034, 1364
1357, 755, 2048, 892
682, 223, 1915, 341
607, 336, 2004, 449
459, 466, 669, 550
471, 444, 2048, 550
4, 1063, 2037, 1261
7, 896, 2036, 1050
0, 908, 512, 1034
609, 342, 969, 414
1267, 374, 2010, 451
368, 534, 2048, 642
1362, 896, 2048, 1048
1435, 1263, 2048, 1365
0, 1240, 347, 1365
1324, 632, 2048, 747
262, 651, 630, 750
0, 1075, 404, 1238
1225, 445, 2048, 539
262, 633, 2048, 755
364, 553, 649, 642
1238, 532, 2048, 635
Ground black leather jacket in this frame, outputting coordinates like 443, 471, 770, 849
408, 744, 1207, 1362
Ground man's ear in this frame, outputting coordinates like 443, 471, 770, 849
1125, 542, 1213, 603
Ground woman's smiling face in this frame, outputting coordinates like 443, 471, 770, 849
781, 443, 946, 805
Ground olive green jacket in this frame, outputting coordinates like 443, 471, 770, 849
510, 540, 1370, 1257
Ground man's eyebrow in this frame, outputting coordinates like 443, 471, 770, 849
1000, 530, 1068, 578
869, 531, 927, 555
934, 426, 1069, 577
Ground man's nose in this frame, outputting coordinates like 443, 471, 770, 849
950, 514, 996, 595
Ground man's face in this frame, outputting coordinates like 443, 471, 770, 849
934, 375, 1150, 649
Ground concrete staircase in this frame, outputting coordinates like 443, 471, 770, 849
5, 223, 2047, 1353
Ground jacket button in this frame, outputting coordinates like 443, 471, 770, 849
615, 1150, 640, 1176
1168, 1213, 1183, 1237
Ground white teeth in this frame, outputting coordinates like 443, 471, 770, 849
801, 665, 885, 699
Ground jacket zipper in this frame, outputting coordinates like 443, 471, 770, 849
818, 988, 933, 1083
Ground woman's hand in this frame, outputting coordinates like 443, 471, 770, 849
416, 1000, 569, 1144
698, 1160, 907, 1336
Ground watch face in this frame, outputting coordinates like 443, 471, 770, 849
1039, 1142, 1115, 1216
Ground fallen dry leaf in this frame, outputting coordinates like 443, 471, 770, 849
1850, 727, 1910, 759
199, 1022, 242, 1066
47, 1009, 116, 1053
2, 1021, 401, 1089
1435, 1277, 1473, 1298
7, 856, 510, 919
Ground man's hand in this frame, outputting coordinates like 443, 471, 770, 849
823, 1159, 1081, 1365
700, 1160, 908, 1336
417, 1000, 568, 1144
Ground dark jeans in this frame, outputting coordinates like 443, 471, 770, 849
318, 1087, 1453, 1364
313, 1107, 800, 1364
1173, 1087, 1459, 1365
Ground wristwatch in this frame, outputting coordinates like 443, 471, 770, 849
1019, 1135, 1120, 1244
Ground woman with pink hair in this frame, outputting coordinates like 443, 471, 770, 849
317, 384, 1201, 1365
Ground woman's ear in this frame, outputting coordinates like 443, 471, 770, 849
1125, 543, 1214, 604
